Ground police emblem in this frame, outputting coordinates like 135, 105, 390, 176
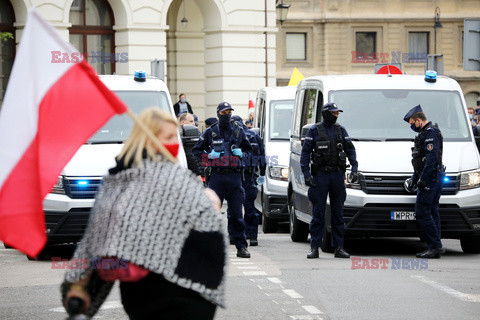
427, 143, 434, 151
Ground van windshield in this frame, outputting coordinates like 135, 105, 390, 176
87, 91, 171, 143
329, 90, 470, 141
269, 99, 294, 140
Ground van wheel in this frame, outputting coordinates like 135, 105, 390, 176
460, 236, 480, 254
289, 194, 309, 242
321, 223, 334, 253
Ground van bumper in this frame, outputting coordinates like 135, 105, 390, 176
343, 188, 480, 239
43, 193, 95, 244
262, 178, 289, 220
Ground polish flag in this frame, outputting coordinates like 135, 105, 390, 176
0, 9, 127, 257
248, 92, 255, 110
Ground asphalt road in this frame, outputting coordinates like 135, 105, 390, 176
1, 223, 479, 320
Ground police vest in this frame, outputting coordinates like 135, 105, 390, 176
209, 121, 243, 167
411, 123, 444, 173
311, 123, 347, 172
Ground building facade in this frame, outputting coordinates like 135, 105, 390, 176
0, 0, 278, 120
276, 0, 480, 108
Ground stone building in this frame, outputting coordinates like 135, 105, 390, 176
0, 0, 278, 120
276, 0, 480, 107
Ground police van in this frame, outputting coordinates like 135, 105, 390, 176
288, 72, 480, 253
41, 73, 187, 250
253, 86, 296, 232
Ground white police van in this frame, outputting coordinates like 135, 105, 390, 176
253, 86, 296, 233
42, 72, 187, 248
288, 72, 480, 253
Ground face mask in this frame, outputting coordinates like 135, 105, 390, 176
180, 98, 186, 103
163, 143, 179, 158
218, 112, 231, 128
410, 121, 421, 132
322, 111, 337, 125
469, 114, 473, 120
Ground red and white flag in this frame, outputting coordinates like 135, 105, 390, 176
0, 9, 127, 257
248, 92, 255, 111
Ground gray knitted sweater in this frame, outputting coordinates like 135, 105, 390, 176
62, 159, 227, 316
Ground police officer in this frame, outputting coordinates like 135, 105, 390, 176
300, 103, 358, 259
404, 105, 445, 258
192, 102, 252, 258
230, 115, 266, 246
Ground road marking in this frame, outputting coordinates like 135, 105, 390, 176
237, 266, 260, 269
283, 289, 303, 299
243, 271, 267, 276
50, 300, 122, 313
268, 277, 283, 284
411, 275, 480, 302
289, 316, 317, 320
302, 305, 323, 314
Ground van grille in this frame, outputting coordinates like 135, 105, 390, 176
361, 174, 459, 196
64, 177, 103, 199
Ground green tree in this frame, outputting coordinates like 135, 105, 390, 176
0, 32, 13, 42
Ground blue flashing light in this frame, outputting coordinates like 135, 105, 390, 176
77, 180, 89, 186
425, 70, 437, 83
134, 70, 146, 82
443, 177, 450, 183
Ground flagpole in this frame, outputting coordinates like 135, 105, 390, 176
125, 108, 177, 164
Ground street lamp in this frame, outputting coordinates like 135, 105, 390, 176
181, 0, 188, 28
433, 7, 442, 54
276, 0, 290, 25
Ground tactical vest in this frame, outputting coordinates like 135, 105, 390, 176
210, 121, 242, 168
411, 123, 444, 173
311, 123, 347, 172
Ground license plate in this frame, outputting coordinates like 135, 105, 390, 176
391, 211, 416, 220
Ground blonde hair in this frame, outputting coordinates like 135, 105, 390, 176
117, 108, 177, 167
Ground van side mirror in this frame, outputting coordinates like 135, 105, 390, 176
251, 128, 260, 135
301, 124, 314, 145
181, 124, 200, 140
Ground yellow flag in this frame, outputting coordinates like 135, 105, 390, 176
288, 67, 305, 86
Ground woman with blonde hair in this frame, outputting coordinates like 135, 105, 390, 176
61, 107, 226, 320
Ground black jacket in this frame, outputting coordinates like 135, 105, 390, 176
173, 101, 193, 117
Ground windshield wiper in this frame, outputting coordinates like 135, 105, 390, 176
86, 141, 124, 144
384, 138, 414, 141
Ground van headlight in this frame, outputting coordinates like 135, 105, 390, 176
460, 170, 480, 190
51, 176, 65, 194
345, 171, 361, 190
269, 166, 289, 181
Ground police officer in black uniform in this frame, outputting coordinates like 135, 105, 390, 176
230, 115, 266, 246
192, 102, 252, 258
404, 105, 445, 258
300, 103, 358, 259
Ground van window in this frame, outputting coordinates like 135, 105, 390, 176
315, 91, 324, 123
269, 99, 294, 140
300, 89, 317, 127
293, 89, 305, 136
329, 89, 470, 141
88, 91, 170, 143
256, 97, 265, 130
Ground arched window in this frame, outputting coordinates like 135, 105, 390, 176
0, 0, 15, 108
69, 0, 115, 74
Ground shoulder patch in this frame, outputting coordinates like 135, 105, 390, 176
426, 143, 434, 151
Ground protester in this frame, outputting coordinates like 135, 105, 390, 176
178, 112, 195, 126
173, 93, 193, 117
61, 108, 226, 319
245, 112, 254, 128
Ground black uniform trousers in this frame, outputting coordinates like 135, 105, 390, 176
415, 178, 443, 249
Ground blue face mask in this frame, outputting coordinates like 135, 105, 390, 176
469, 114, 473, 120
410, 122, 421, 132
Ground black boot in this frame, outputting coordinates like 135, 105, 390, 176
237, 247, 251, 258
250, 239, 258, 246
334, 247, 350, 258
307, 247, 319, 259
416, 248, 443, 259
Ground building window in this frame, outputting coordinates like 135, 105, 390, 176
408, 32, 429, 62
355, 32, 376, 60
69, 0, 115, 75
0, 0, 15, 109
286, 33, 306, 61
